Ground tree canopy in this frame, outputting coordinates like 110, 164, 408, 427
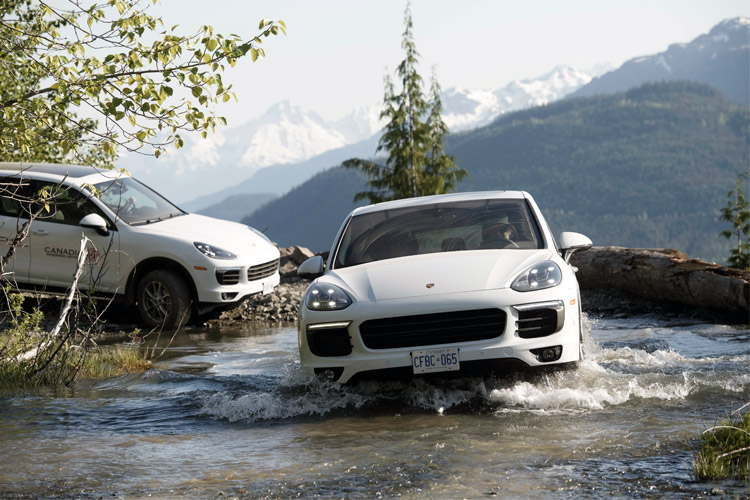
0, 0, 284, 167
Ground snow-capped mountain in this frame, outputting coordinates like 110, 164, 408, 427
442, 66, 594, 131
333, 105, 384, 143
118, 100, 356, 203
237, 101, 349, 168
573, 17, 749, 104
120, 66, 597, 204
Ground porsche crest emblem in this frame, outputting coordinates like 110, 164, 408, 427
425, 283, 435, 289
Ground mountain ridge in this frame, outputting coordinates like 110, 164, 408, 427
572, 16, 749, 105
244, 81, 749, 264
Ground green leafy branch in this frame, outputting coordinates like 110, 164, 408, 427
0, 0, 285, 162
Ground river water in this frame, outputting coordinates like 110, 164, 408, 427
0, 314, 748, 499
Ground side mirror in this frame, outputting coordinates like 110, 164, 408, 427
559, 232, 592, 263
80, 213, 110, 237
297, 255, 325, 280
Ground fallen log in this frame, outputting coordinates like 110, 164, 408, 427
570, 247, 750, 317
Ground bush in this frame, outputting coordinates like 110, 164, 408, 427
0, 291, 151, 390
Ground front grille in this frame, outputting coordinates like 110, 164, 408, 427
307, 328, 352, 357
517, 308, 559, 338
248, 258, 279, 282
359, 309, 506, 350
216, 268, 241, 285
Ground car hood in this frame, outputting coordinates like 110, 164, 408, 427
129, 213, 274, 257
327, 250, 555, 302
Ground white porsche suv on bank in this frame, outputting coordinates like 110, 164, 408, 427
0, 163, 280, 328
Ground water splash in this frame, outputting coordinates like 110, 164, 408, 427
194, 314, 750, 423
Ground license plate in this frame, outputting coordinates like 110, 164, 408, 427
262, 281, 274, 295
411, 347, 460, 374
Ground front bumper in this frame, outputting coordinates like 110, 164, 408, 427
189, 248, 281, 304
298, 286, 582, 383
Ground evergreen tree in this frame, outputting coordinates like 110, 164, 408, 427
343, 2, 467, 204
423, 67, 467, 194
719, 172, 750, 269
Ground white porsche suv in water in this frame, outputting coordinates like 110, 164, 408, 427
297, 191, 592, 383
0, 163, 280, 328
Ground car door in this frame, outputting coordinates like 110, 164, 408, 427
26, 181, 121, 294
0, 176, 34, 284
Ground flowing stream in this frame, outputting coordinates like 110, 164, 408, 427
0, 314, 748, 499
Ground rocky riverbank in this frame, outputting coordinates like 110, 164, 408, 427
203, 245, 750, 328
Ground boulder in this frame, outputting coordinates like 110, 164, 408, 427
291, 246, 315, 265
277, 246, 315, 280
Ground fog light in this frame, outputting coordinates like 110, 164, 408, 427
541, 348, 557, 361
314, 367, 344, 382
221, 292, 238, 301
531, 345, 562, 363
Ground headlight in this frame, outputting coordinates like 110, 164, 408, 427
511, 261, 562, 292
193, 242, 237, 260
305, 283, 352, 310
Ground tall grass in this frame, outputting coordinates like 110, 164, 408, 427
694, 402, 750, 480
0, 290, 152, 390
0, 336, 152, 390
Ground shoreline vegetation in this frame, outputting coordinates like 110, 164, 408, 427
0, 336, 151, 391
693, 402, 750, 481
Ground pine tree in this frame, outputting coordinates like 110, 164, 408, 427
720, 172, 750, 269
423, 67, 467, 194
343, 2, 467, 204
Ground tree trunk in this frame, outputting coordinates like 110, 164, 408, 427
571, 247, 750, 316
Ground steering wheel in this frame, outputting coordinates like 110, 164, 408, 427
499, 237, 519, 249
121, 196, 136, 214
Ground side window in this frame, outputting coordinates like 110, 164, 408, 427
0, 177, 34, 218
34, 182, 108, 226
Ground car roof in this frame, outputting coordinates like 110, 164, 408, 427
349, 191, 531, 217
0, 162, 122, 184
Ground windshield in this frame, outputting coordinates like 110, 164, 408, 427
94, 177, 184, 225
333, 198, 544, 269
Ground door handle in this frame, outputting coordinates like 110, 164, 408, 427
32, 229, 48, 235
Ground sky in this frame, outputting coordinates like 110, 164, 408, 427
149, 0, 750, 126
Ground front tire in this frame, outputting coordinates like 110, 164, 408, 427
136, 270, 191, 329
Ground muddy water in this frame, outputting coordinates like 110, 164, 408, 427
0, 315, 748, 499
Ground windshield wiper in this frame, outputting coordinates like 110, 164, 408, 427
129, 212, 185, 226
